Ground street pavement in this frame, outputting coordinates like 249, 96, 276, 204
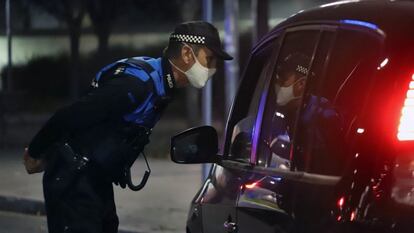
0, 149, 203, 233
0, 211, 47, 233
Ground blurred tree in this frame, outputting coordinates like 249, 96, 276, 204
86, 0, 125, 55
132, 0, 180, 21
19, 0, 32, 32
0, 0, 31, 32
31, 0, 85, 99
131, 0, 200, 22
180, 0, 201, 21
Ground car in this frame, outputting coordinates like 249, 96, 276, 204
170, 1, 414, 233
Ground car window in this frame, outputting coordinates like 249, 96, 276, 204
256, 29, 321, 169
228, 56, 273, 163
293, 28, 383, 176
228, 38, 280, 163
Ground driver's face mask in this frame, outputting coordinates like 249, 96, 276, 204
275, 77, 304, 106
169, 43, 216, 89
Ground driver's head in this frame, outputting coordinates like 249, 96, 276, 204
275, 53, 310, 106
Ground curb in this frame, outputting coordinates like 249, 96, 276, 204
0, 195, 139, 233
0, 195, 45, 216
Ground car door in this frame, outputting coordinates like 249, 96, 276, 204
235, 27, 324, 233
289, 24, 384, 233
198, 36, 277, 233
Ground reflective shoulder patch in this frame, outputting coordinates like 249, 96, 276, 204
113, 65, 126, 75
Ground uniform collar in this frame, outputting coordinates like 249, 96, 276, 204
161, 56, 176, 98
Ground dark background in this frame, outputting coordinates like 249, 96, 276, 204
0, 0, 332, 156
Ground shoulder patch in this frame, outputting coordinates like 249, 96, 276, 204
114, 65, 126, 75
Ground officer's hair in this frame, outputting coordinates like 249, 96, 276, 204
163, 42, 201, 59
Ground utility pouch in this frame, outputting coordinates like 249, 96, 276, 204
113, 126, 152, 191
90, 124, 152, 191
43, 142, 90, 198
59, 143, 90, 172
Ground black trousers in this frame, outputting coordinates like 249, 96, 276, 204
43, 150, 119, 233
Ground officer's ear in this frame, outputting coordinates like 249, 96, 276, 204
181, 45, 194, 65
294, 77, 307, 95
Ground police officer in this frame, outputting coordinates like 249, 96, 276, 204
267, 53, 310, 169
23, 21, 232, 233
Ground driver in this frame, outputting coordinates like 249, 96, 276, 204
268, 53, 311, 169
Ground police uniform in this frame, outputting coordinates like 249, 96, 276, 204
28, 56, 175, 233
27, 21, 232, 233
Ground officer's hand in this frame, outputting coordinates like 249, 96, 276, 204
23, 148, 45, 174
113, 168, 128, 189
114, 180, 127, 189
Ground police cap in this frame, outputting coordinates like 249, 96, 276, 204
278, 53, 311, 78
169, 21, 233, 60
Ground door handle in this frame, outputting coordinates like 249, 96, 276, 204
224, 221, 238, 233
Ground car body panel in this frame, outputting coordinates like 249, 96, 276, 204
183, 1, 414, 233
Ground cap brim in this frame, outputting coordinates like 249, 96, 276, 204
209, 46, 233, 60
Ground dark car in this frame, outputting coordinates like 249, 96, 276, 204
170, 1, 414, 233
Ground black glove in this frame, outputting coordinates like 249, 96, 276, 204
113, 167, 128, 189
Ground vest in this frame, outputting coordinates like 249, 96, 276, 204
93, 56, 169, 129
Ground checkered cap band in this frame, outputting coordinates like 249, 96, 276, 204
170, 34, 206, 44
296, 65, 309, 76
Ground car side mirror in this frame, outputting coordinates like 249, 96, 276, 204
170, 126, 220, 164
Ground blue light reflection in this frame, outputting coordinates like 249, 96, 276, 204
340, 19, 379, 31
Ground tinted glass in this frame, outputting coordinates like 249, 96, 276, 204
293, 29, 382, 176
257, 30, 320, 169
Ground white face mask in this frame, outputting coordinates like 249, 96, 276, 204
170, 44, 216, 89
275, 78, 303, 106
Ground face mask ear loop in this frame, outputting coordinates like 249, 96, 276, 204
292, 76, 305, 86
168, 43, 197, 75
292, 77, 306, 99
182, 42, 200, 65
296, 76, 306, 88
168, 60, 187, 75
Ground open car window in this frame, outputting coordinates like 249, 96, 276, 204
227, 37, 280, 163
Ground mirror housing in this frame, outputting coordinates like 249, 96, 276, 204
170, 126, 220, 164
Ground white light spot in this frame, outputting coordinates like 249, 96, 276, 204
380, 58, 389, 68
357, 128, 365, 134
276, 112, 285, 118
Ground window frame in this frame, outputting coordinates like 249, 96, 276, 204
222, 31, 283, 163
244, 22, 385, 178
248, 22, 386, 176
222, 20, 386, 175
251, 25, 328, 168
290, 25, 386, 176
